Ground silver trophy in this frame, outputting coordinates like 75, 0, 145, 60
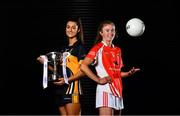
46, 51, 62, 82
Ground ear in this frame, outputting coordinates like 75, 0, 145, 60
78, 29, 80, 32
99, 31, 103, 35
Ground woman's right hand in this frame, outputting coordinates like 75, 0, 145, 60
98, 76, 112, 85
37, 56, 45, 64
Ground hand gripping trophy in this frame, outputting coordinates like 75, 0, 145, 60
38, 51, 70, 89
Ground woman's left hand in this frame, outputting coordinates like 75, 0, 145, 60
128, 67, 140, 76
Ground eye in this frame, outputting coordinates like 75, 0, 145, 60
72, 27, 77, 30
105, 29, 110, 33
66, 26, 70, 29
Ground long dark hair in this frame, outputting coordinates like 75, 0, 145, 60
94, 20, 116, 44
66, 17, 84, 45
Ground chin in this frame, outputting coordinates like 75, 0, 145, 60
107, 39, 112, 42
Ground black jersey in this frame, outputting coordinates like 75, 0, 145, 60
55, 41, 86, 95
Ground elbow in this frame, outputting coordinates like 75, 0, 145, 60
80, 63, 85, 72
80, 62, 88, 73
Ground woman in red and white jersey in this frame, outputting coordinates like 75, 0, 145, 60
81, 20, 140, 115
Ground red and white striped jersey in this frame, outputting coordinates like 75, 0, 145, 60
86, 41, 124, 97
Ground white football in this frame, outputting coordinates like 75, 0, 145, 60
126, 18, 145, 37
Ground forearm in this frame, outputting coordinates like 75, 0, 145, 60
121, 67, 140, 78
121, 71, 130, 78
68, 70, 85, 83
80, 64, 99, 83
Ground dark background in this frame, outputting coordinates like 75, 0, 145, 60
2, 0, 179, 115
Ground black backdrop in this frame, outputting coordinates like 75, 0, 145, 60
2, 0, 179, 115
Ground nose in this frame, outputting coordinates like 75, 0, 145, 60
69, 28, 73, 32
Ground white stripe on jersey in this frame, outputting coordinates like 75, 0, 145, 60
96, 91, 124, 110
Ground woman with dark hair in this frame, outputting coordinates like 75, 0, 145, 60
37, 17, 86, 115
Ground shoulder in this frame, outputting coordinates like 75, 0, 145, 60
91, 42, 103, 51
73, 42, 86, 53
114, 45, 122, 52
86, 42, 103, 58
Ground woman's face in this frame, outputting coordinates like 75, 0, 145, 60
66, 21, 79, 38
100, 24, 116, 43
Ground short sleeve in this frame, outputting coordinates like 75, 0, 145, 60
86, 43, 103, 60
